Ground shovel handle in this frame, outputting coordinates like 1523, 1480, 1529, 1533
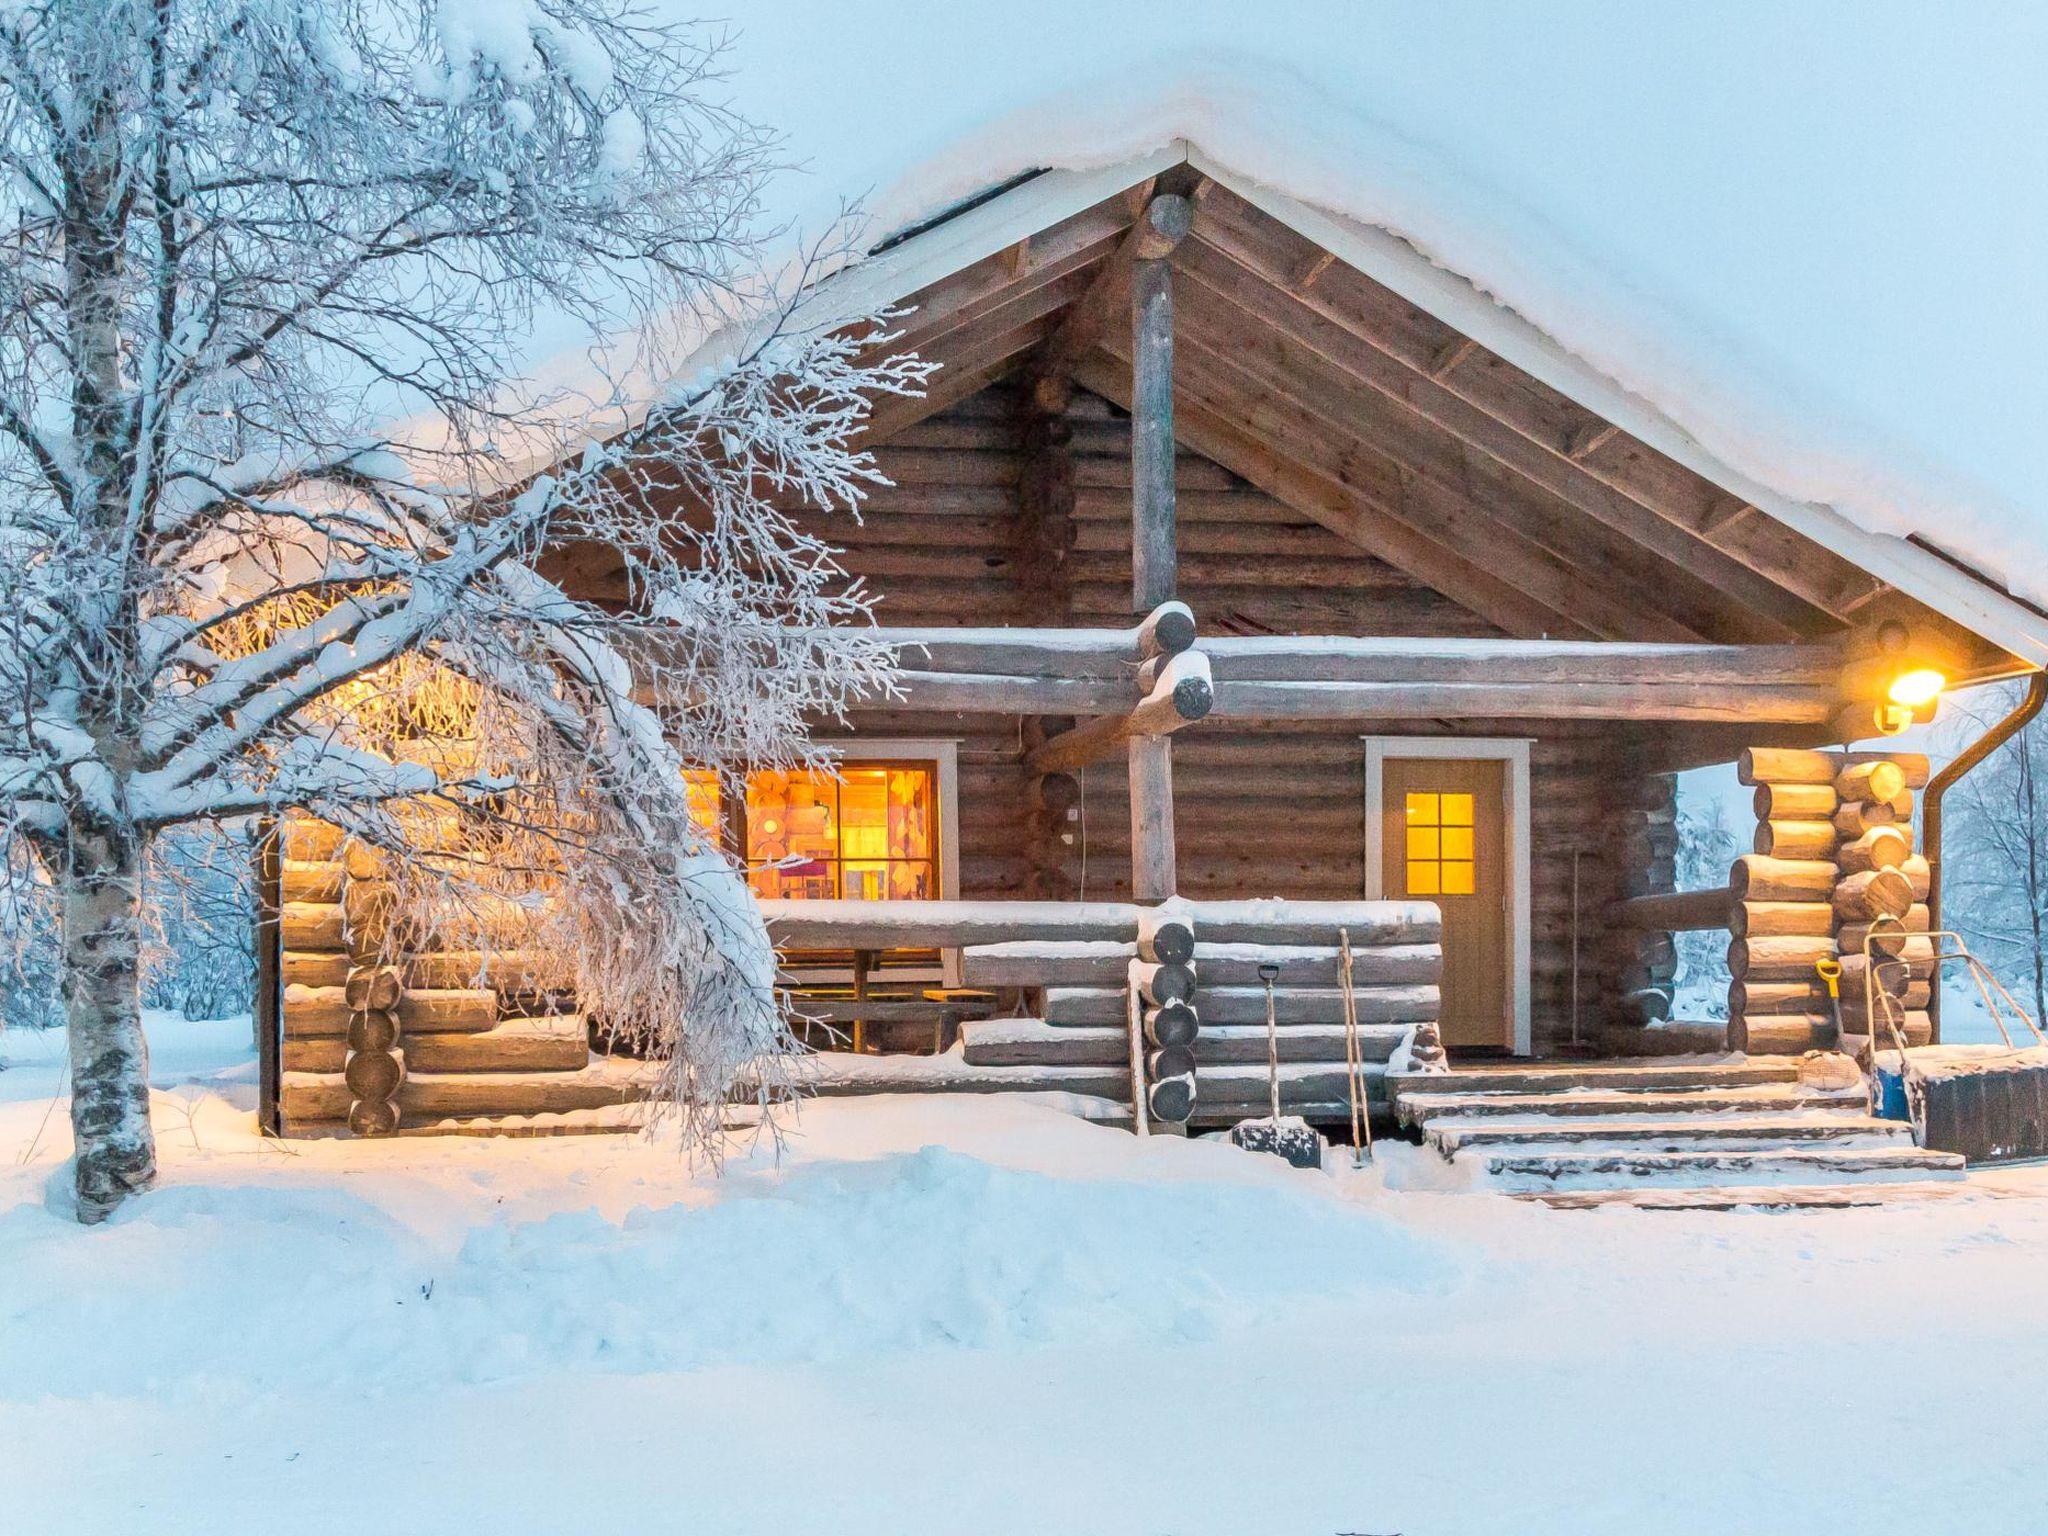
1815, 957, 1842, 1000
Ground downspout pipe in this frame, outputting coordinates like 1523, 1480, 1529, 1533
1923, 670, 2048, 1041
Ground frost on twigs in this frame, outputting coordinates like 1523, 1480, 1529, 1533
0, 0, 929, 1214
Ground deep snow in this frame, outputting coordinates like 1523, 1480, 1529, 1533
9, 1017, 2048, 1534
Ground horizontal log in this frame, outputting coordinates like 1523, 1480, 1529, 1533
1200, 636, 1841, 687
1169, 898, 1440, 947
883, 671, 1132, 713
762, 899, 1139, 950
1753, 782, 1838, 820
1729, 1014, 1826, 1054
961, 940, 1135, 988
282, 951, 349, 989
1737, 747, 1839, 787
281, 818, 344, 861
1208, 678, 1836, 724
280, 860, 346, 904
404, 950, 551, 991
1728, 979, 1828, 1015
1838, 826, 1911, 874
1732, 901, 1836, 939
281, 901, 345, 953
1837, 760, 1907, 803
1043, 983, 1439, 1026
1609, 888, 1729, 932
1753, 820, 1837, 860
1833, 798, 1903, 837
871, 625, 1142, 680
1728, 934, 1837, 981
1834, 868, 1915, 922
1842, 751, 1929, 789
284, 987, 499, 1038
1837, 905, 1930, 954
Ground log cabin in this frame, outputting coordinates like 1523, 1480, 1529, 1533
266, 144, 2048, 1188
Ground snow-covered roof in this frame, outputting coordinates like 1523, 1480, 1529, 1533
564, 6, 2048, 659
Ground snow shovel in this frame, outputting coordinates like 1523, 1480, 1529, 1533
1812, 956, 1844, 1053
1229, 960, 1324, 1169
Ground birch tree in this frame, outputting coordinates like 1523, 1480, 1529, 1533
0, 0, 924, 1221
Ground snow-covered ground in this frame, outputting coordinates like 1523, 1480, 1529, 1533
8, 1019, 2048, 1534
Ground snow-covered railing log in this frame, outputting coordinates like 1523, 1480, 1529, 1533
759, 899, 1141, 951
1166, 898, 1438, 948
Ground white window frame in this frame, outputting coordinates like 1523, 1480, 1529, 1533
1362, 736, 1532, 1057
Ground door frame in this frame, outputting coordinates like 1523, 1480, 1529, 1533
1362, 736, 1532, 1056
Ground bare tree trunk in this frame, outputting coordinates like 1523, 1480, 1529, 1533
2023, 733, 2047, 1028
60, 817, 155, 1223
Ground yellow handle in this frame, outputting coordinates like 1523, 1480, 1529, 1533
1815, 956, 1842, 999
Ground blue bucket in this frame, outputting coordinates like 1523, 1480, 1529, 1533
1872, 1065, 1911, 1121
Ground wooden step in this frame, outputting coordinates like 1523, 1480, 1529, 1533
1528, 1182, 1974, 1211
1390, 1060, 1803, 1101
1428, 1114, 1912, 1155
1395, 1084, 1867, 1126
1480, 1144, 1966, 1191
1192, 1062, 1381, 1111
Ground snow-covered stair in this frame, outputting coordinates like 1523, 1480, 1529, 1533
1390, 1058, 1966, 1203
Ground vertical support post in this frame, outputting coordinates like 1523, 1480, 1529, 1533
1128, 244, 1178, 904
1129, 254, 1176, 615
1128, 736, 1177, 901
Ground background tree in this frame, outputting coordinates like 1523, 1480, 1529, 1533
1931, 682, 2048, 1027
1672, 788, 1739, 1020
0, 0, 923, 1220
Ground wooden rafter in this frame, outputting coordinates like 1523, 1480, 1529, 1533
1164, 274, 1774, 642
1190, 186, 1886, 620
1028, 192, 1195, 394
1071, 352, 1588, 638
1095, 324, 1689, 641
1170, 233, 1822, 641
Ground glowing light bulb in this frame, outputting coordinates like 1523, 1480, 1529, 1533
1887, 668, 1946, 708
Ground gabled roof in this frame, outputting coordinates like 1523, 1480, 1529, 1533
715, 143, 2038, 666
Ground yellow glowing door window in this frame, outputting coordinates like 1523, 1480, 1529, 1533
746, 763, 937, 901
1405, 791, 1476, 897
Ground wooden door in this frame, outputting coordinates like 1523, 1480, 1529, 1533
1380, 758, 1510, 1052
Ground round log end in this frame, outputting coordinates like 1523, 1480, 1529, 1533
1148, 1075, 1195, 1124
347, 1009, 401, 1054
347, 1098, 401, 1137
1144, 1001, 1199, 1049
1147, 1044, 1197, 1081
344, 1047, 404, 1103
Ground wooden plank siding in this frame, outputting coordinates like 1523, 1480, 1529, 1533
782, 380, 1660, 1051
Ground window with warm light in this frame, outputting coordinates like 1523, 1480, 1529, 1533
744, 763, 937, 901
1405, 791, 1476, 897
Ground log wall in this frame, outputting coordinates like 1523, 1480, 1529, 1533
803, 383, 1657, 1052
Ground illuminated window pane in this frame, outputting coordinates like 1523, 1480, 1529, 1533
745, 762, 937, 902
1401, 783, 1479, 899
682, 769, 722, 841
